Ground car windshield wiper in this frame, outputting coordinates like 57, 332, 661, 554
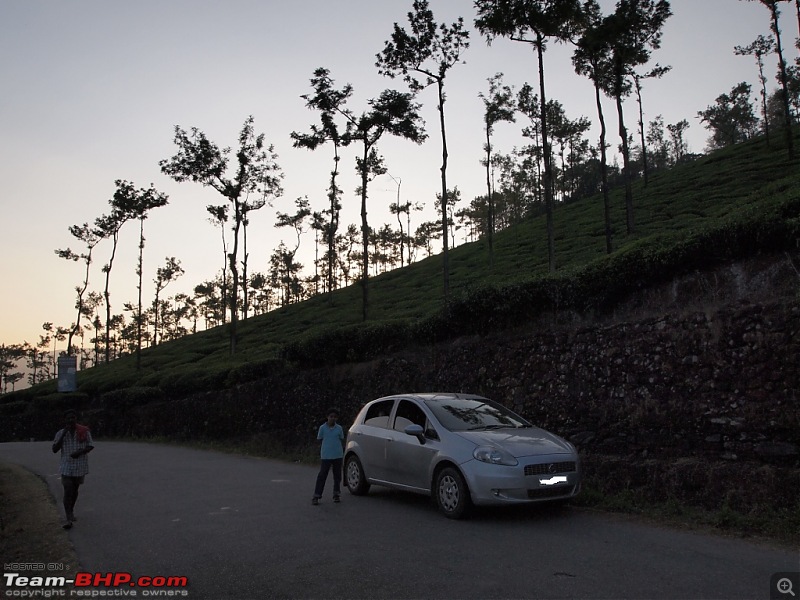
468, 424, 506, 431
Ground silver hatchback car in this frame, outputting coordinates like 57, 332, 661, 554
344, 393, 581, 518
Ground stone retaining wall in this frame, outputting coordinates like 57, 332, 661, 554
3, 257, 798, 514
58, 297, 798, 513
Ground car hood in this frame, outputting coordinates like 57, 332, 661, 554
456, 427, 574, 458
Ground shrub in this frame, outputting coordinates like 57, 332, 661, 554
33, 392, 90, 412
158, 365, 231, 397
99, 387, 165, 409
0, 400, 31, 417
226, 358, 291, 385
282, 320, 413, 367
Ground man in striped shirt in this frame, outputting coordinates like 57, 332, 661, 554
52, 409, 94, 529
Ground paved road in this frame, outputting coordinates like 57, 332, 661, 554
1, 441, 796, 599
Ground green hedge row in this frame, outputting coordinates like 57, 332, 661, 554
282, 320, 414, 367
282, 196, 799, 367
0, 400, 31, 417
434, 198, 799, 336
32, 392, 91, 412
102, 359, 292, 400
0, 380, 57, 404
225, 357, 292, 385
99, 386, 165, 409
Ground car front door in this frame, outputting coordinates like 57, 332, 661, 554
385, 399, 439, 492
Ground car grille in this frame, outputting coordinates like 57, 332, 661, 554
524, 461, 576, 476
527, 485, 575, 499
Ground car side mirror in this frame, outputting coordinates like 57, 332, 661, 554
404, 424, 426, 445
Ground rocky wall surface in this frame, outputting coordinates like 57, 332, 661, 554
3, 260, 798, 513
38, 296, 793, 513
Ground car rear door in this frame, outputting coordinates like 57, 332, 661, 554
352, 398, 396, 482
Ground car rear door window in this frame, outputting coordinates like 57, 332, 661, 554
363, 399, 395, 428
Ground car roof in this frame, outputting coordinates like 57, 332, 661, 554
374, 393, 488, 403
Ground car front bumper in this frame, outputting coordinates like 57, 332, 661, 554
461, 455, 581, 506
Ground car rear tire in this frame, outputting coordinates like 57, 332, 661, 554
435, 467, 470, 519
345, 454, 370, 496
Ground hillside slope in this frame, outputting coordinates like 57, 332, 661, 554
3, 132, 799, 402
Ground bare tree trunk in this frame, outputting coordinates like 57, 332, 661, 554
407, 206, 414, 266
759, 60, 771, 145
241, 216, 249, 321
229, 199, 241, 356
536, 34, 556, 273
103, 231, 118, 363
594, 79, 613, 254
615, 67, 635, 235
635, 78, 649, 187
328, 144, 341, 295
437, 79, 450, 296
219, 223, 228, 325
770, 4, 795, 159
152, 290, 160, 347
485, 125, 494, 267
136, 218, 144, 370
795, 0, 800, 39
360, 145, 370, 322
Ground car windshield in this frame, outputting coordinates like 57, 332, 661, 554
423, 397, 531, 432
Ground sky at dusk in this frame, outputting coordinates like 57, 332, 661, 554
1, 0, 798, 350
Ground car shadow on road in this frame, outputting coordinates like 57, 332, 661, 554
356, 486, 576, 523
470, 500, 575, 523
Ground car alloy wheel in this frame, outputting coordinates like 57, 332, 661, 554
435, 467, 470, 519
345, 454, 370, 495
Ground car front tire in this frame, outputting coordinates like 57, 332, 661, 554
345, 454, 370, 496
435, 466, 470, 519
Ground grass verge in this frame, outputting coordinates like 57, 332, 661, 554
573, 485, 800, 549
0, 461, 80, 576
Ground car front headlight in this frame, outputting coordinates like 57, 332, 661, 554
473, 445, 518, 466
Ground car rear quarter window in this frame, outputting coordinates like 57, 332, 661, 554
363, 399, 395, 428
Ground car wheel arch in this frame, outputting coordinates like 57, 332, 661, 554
344, 452, 370, 495
432, 462, 473, 519
430, 460, 467, 495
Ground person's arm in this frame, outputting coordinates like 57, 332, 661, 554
70, 445, 93, 458
52, 430, 64, 454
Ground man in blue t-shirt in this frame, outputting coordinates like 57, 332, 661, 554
312, 408, 345, 505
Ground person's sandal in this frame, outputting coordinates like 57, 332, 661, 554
312, 497, 319, 505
